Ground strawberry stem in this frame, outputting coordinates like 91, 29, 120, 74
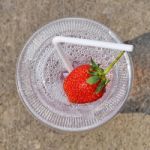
104, 51, 125, 75
87, 51, 125, 94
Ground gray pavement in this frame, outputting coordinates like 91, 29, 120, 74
0, 0, 150, 149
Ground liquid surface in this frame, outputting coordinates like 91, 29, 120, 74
17, 18, 132, 131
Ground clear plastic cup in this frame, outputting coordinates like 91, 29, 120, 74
16, 18, 133, 132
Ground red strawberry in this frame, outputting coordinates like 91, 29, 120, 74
63, 51, 125, 104
63, 64, 105, 103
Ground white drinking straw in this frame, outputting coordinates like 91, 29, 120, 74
52, 36, 133, 73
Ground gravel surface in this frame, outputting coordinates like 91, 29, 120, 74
0, 0, 150, 149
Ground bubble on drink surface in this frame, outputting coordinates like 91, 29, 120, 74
60, 71, 69, 80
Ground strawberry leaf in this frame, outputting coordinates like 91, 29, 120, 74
95, 80, 106, 94
86, 76, 100, 85
105, 79, 110, 85
91, 58, 99, 69
88, 71, 99, 76
98, 67, 104, 72
91, 58, 97, 67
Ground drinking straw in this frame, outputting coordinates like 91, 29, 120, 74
52, 36, 133, 73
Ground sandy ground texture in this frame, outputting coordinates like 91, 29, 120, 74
0, 0, 150, 150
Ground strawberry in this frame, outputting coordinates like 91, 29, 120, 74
63, 64, 105, 103
63, 51, 125, 104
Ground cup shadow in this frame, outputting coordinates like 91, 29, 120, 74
121, 33, 150, 114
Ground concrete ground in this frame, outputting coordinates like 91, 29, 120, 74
0, 0, 150, 149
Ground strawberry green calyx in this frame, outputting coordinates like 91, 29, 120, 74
86, 51, 125, 93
